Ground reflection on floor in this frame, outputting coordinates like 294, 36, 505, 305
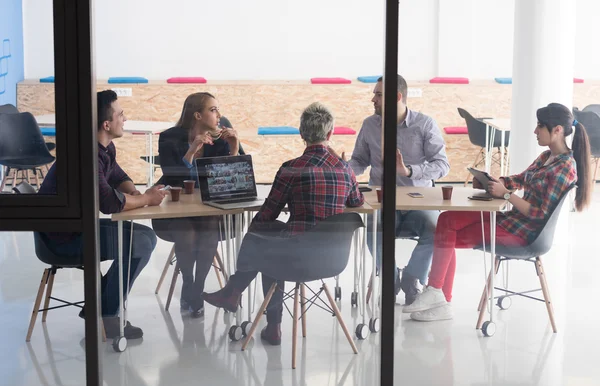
1, 186, 599, 386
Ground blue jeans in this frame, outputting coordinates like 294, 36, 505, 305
43, 219, 156, 317
367, 210, 438, 285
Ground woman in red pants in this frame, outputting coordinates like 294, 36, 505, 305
404, 103, 592, 321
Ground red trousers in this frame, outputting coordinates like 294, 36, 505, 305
428, 211, 528, 302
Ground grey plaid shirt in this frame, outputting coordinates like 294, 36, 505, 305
348, 109, 450, 186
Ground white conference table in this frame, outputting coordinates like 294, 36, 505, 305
34, 114, 174, 186
482, 118, 511, 176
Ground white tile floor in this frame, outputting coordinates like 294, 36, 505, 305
1, 185, 599, 386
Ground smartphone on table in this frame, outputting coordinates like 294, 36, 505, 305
407, 192, 424, 198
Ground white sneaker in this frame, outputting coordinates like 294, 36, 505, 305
410, 304, 453, 322
402, 286, 447, 313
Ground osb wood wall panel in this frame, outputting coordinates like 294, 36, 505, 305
17, 81, 600, 185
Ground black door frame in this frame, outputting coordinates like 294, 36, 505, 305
381, 0, 400, 385
0, 0, 102, 384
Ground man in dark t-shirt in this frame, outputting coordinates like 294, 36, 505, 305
38, 90, 166, 339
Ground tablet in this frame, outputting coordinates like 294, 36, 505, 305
467, 167, 494, 190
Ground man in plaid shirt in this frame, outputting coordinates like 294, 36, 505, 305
204, 102, 364, 345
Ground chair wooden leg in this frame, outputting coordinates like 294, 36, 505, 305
322, 282, 358, 354
100, 319, 107, 343
155, 246, 175, 294
476, 256, 501, 329
300, 284, 307, 338
41, 268, 57, 323
11, 169, 18, 188
292, 283, 300, 369
242, 283, 277, 351
536, 257, 558, 333
26, 269, 50, 342
33, 169, 41, 189
165, 262, 180, 311
214, 251, 228, 281
213, 255, 224, 289
477, 256, 501, 312
0, 166, 7, 192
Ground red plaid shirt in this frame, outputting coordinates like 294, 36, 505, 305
252, 145, 364, 236
499, 150, 577, 243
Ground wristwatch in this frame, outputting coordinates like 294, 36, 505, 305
503, 191, 512, 200
406, 165, 413, 178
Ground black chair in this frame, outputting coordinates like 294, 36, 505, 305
240, 213, 364, 368
573, 109, 600, 182
27, 232, 107, 342
475, 185, 575, 335
0, 103, 56, 151
0, 112, 55, 191
458, 108, 510, 186
0, 103, 19, 114
12, 181, 106, 342
582, 104, 600, 116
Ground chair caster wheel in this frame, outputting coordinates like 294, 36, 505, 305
241, 321, 252, 337
229, 325, 243, 341
497, 296, 512, 310
369, 318, 380, 333
351, 292, 358, 307
335, 287, 342, 301
482, 321, 496, 337
355, 323, 369, 340
112, 336, 127, 352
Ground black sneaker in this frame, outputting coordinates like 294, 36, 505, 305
180, 299, 191, 312
190, 307, 205, 319
399, 270, 421, 306
102, 317, 144, 340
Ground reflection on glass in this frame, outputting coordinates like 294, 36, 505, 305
1, 0, 56, 195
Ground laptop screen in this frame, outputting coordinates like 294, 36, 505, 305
195, 155, 257, 201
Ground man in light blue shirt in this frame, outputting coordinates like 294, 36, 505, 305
348, 75, 450, 305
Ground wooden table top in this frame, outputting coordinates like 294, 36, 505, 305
363, 186, 508, 212
111, 191, 241, 221
112, 190, 375, 221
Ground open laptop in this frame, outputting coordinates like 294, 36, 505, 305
195, 154, 265, 210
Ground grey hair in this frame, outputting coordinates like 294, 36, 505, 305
299, 102, 335, 144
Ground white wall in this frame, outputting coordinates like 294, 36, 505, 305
19, 0, 600, 81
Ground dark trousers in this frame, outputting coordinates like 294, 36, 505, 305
153, 216, 220, 311
228, 221, 288, 324
43, 219, 157, 317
